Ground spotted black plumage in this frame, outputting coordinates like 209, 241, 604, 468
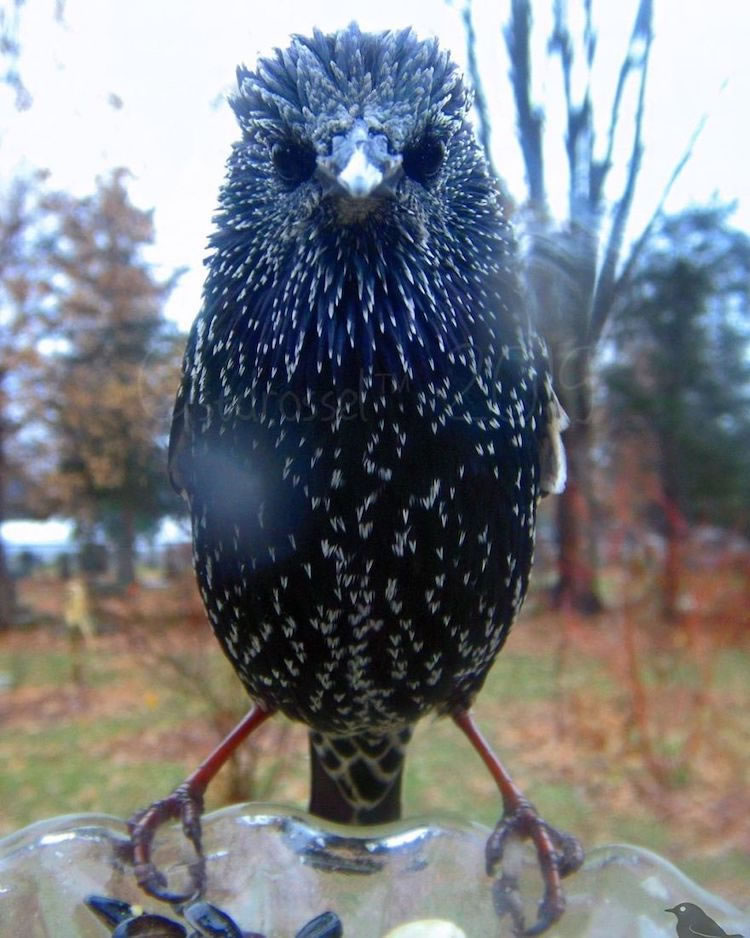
168, 25, 566, 827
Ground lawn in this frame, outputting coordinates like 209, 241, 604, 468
0, 568, 748, 914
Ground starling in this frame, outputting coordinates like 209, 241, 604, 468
129, 24, 582, 935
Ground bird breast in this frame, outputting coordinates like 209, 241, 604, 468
189, 368, 541, 735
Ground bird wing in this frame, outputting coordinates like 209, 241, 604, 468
167, 379, 192, 498
688, 922, 736, 937
539, 385, 568, 496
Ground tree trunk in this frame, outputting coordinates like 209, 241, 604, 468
0, 539, 15, 630
0, 375, 17, 630
114, 505, 136, 588
554, 417, 603, 613
662, 518, 682, 622
551, 344, 603, 614
659, 441, 687, 622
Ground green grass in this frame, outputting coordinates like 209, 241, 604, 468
0, 648, 119, 689
0, 699, 196, 829
714, 647, 750, 687
1, 611, 748, 914
0, 750, 188, 829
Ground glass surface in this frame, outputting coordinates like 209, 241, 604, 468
0, 805, 747, 937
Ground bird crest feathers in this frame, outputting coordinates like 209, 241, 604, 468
230, 24, 469, 150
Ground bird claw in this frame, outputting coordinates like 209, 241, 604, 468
491, 869, 527, 935
486, 798, 584, 937
127, 782, 206, 903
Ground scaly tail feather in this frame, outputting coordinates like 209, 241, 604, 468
308, 726, 414, 825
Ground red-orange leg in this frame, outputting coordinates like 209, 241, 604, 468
128, 704, 275, 902
453, 709, 584, 936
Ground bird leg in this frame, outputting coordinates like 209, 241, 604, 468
127, 703, 275, 902
453, 709, 584, 937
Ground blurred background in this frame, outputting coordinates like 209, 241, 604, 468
0, 0, 748, 917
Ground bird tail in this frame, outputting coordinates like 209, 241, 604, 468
308, 726, 413, 825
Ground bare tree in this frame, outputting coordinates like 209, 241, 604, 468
461, 0, 699, 611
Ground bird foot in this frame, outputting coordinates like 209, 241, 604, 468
486, 797, 584, 937
125, 706, 274, 904
126, 781, 206, 903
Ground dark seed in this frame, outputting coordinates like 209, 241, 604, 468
184, 900, 244, 937
85, 895, 135, 927
112, 913, 187, 938
295, 910, 344, 938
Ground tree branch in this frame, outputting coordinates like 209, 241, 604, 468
550, 0, 578, 202
611, 112, 709, 319
589, 0, 653, 343
460, 1, 497, 178
504, 0, 546, 207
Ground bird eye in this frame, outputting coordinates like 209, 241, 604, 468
403, 135, 445, 187
271, 140, 316, 186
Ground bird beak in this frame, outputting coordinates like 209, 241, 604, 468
317, 120, 402, 199
337, 147, 384, 198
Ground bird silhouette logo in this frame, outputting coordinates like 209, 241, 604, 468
665, 902, 744, 938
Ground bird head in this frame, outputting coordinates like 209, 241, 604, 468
203, 24, 520, 395
228, 24, 469, 210
666, 902, 701, 918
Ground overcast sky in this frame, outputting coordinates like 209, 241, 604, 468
2, 0, 748, 545
1, 0, 748, 333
